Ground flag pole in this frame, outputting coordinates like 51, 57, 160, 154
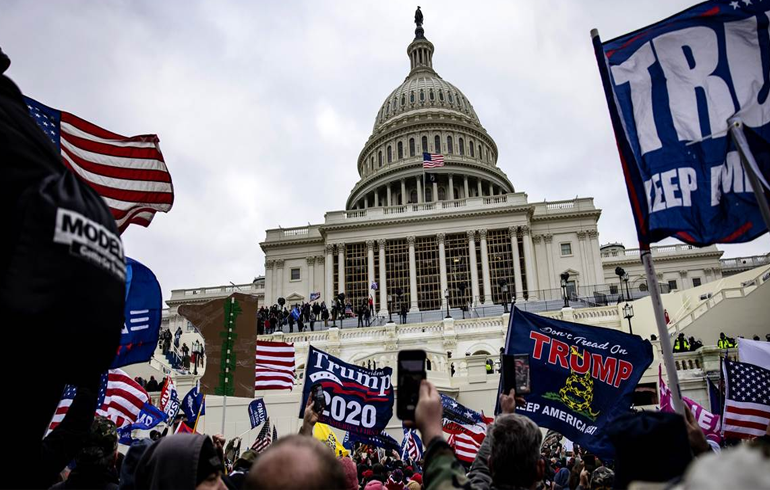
727, 117, 770, 232
641, 248, 684, 414
194, 394, 205, 433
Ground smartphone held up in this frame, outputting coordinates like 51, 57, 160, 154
397, 350, 426, 421
502, 353, 531, 395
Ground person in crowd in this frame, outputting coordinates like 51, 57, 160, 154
51, 416, 119, 490
287, 310, 295, 333
400, 304, 408, 324
358, 301, 367, 328
182, 343, 191, 369
673, 333, 689, 352
132, 433, 227, 490
146, 376, 160, 392
368, 296, 375, 317
322, 302, 330, 328
225, 450, 258, 490
309, 310, 316, 331
688, 336, 703, 351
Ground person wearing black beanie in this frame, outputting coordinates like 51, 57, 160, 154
133, 434, 226, 490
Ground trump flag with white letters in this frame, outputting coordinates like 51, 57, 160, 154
594, 1, 770, 246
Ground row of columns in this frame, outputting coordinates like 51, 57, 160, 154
357, 175, 504, 209
314, 225, 539, 313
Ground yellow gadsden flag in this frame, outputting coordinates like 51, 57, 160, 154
313, 422, 349, 457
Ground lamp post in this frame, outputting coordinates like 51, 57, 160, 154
387, 293, 393, 323
560, 272, 570, 308
445, 288, 451, 318
623, 302, 635, 335
499, 279, 509, 313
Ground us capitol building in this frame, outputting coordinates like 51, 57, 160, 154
139, 11, 768, 442
262, 16, 608, 315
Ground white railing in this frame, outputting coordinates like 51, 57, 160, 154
601, 244, 710, 258
282, 228, 309, 236
483, 196, 507, 205
442, 199, 466, 209
346, 210, 367, 218
384, 206, 407, 215
546, 201, 575, 210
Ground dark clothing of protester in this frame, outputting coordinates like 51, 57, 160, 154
145, 378, 160, 392
51, 465, 119, 490
134, 434, 224, 490
119, 439, 153, 490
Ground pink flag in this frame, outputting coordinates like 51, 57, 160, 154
659, 366, 721, 444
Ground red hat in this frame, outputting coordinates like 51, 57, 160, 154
363, 470, 374, 479
411, 474, 422, 484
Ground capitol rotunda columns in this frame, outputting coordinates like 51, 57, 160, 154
509, 227, 524, 302
408, 236, 419, 312
468, 230, 480, 307
479, 229, 493, 306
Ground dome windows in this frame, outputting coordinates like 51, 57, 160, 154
387, 145, 392, 163
438, 187, 446, 200
478, 145, 483, 160
378, 151, 383, 167
410, 91, 415, 103
459, 138, 465, 156
447, 136, 454, 154
448, 92, 454, 103
439, 90, 444, 102
420, 89, 425, 102
410, 190, 418, 203
409, 138, 416, 157
401, 94, 406, 107
434, 135, 441, 153
386, 102, 390, 115
429, 89, 435, 101
421, 136, 428, 153
469, 141, 475, 157
397, 141, 403, 160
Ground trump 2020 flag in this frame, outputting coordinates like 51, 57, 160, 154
300, 345, 393, 437
181, 384, 205, 429
248, 399, 268, 429
112, 257, 162, 369
593, 2, 770, 246
500, 307, 653, 458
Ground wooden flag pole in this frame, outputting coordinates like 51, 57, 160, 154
727, 117, 770, 232
641, 248, 684, 414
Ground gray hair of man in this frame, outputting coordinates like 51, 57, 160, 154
488, 414, 544, 489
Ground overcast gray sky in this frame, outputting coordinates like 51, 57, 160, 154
2, 0, 768, 300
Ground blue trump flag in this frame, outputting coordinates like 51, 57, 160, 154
500, 307, 653, 458
248, 399, 268, 429
117, 403, 166, 445
112, 257, 162, 368
181, 384, 205, 428
300, 345, 393, 437
593, 1, 770, 246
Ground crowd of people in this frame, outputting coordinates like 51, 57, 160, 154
40, 377, 770, 490
670, 331, 770, 353
258, 297, 380, 334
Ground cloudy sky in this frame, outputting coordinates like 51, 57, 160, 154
2, 0, 768, 300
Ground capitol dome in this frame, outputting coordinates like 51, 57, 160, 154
346, 11, 513, 211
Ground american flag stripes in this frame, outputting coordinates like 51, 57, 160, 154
255, 340, 295, 391
401, 428, 423, 461
96, 369, 151, 428
422, 152, 445, 169
447, 431, 482, 464
24, 96, 173, 233
723, 360, 770, 439
251, 418, 274, 453
47, 369, 150, 434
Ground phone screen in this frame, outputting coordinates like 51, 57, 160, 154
503, 354, 531, 395
397, 350, 426, 421
311, 383, 326, 413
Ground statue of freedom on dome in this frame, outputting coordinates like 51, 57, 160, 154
415, 6, 423, 27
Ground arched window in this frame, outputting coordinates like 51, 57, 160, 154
410, 91, 415, 103
438, 187, 446, 200
378, 151, 383, 167
439, 90, 444, 102
459, 138, 465, 156
420, 89, 425, 102
410, 190, 417, 203
386, 102, 390, 114
448, 92, 454, 103
397, 142, 403, 160
478, 145, 483, 160
426, 187, 433, 202
422, 136, 428, 152
429, 89, 435, 101
370, 156, 374, 172
401, 94, 406, 106
387, 146, 392, 163
454, 187, 461, 199
409, 138, 416, 157
470, 141, 475, 157
434, 135, 441, 153
447, 136, 453, 154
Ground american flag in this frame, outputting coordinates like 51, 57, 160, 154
423, 152, 445, 169
723, 359, 770, 439
24, 96, 173, 233
251, 418, 273, 453
447, 432, 482, 464
255, 340, 295, 391
47, 369, 150, 434
401, 428, 423, 461
444, 419, 487, 464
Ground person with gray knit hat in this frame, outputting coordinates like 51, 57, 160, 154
51, 416, 119, 490
589, 466, 614, 490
